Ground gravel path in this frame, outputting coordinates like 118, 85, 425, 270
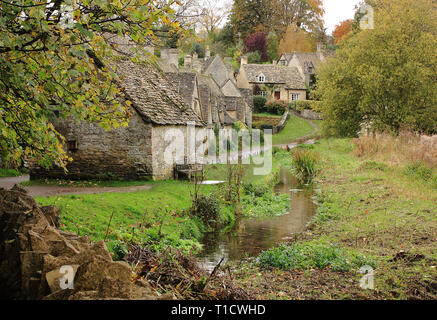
0, 175, 152, 197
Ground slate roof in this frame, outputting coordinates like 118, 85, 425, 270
292, 52, 321, 71
241, 64, 306, 89
165, 72, 197, 109
110, 57, 204, 126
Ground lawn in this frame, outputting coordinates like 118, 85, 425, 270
35, 180, 216, 255
22, 178, 152, 187
232, 138, 437, 299
0, 168, 22, 177
272, 114, 319, 145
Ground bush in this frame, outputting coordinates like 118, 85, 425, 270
291, 100, 322, 112
257, 241, 376, 272
190, 194, 221, 226
291, 149, 320, 184
253, 95, 267, 113
265, 100, 287, 115
111, 241, 129, 261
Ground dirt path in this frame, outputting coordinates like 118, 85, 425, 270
0, 175, 152, 197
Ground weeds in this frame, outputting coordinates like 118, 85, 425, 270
291, 149, 320, 184
257, 241, 376, 272
353, 131, 437, 168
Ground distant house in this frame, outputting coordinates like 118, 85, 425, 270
163, 48, 253, 128
278, 43, 327, 88
30, 46, 206, 181
236, 57, 307, 102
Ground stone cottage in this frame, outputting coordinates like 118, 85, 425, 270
30, 55, 206, 181
236, 57, 307, 102
278, 43, 328, 88
161, 48, 253, 128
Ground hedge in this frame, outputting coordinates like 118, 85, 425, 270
290, 100, 322, 112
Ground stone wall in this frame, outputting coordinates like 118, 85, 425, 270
30, 111, 154, 180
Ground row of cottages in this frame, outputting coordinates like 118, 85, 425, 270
236, 56, 307, 102
158, 47, 253, 128
277, 43, 327, 88
30, 36, 207, 181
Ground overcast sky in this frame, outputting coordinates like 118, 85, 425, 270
323, 0, 362, 33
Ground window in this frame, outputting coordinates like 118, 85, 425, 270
280, 60, 286, 66
291, 93, 299, 101
260, 91, 267, 97
67, 140, 78, 151
257, 74, 265, 82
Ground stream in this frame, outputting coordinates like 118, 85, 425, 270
197, 167, 318, 272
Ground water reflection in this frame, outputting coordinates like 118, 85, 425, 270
197, 167, 317, 272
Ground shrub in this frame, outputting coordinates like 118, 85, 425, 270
291, 149, 320, 184
190, 194, 221, 226
291, 100, 322, 112
265, 100, 287, 115
253, 95, 267, 113
111, 241, 129, 261
257, 241, 376, 272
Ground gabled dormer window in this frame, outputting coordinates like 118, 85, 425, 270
257, 74, 265, 82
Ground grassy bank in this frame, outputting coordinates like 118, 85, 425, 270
35, 181, 217, 256
233, 138, 437, 299
0, 168, 22, 177
272, 114, 319, 145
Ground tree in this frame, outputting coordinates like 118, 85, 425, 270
194, 0, 231, 35
267, 32, 279, 61
229, 0, 277, 39
332, 19, 354, 44
316, 0, 437, 136
0, 0, 180, 168
274, 0, 325, 35
279, 24, 315, 54
244, 32, 268, 62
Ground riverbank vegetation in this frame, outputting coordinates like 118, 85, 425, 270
232, 137, 436, 299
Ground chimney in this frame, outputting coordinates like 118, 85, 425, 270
205, 45, 211, 59
168, 48, 179, 69
240, 55, 248, 66
317, 42, 325, 61
184, 54, 192, 69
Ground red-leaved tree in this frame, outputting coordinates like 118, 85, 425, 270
332, 19, 354, 44
243, 32, 269, 62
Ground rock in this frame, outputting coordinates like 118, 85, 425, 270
0, 186, 161, 300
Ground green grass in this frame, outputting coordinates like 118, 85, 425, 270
302, 138, 437, 299
258, 241, 376, 272
253, 113, 282, 118
0, 168, 22, 177
35, 181, 216, 255
22, 178, 152, 187
272, 114, 318, 145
